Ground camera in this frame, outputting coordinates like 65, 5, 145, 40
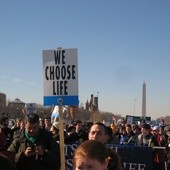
29, 144, 36, 151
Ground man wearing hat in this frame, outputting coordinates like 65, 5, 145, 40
65, 120, 88, 144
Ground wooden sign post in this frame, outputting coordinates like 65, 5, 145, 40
59, 105, 65, 170
43, 47, 79, 170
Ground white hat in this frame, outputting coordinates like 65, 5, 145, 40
153, 126, 159, 131
52, 122, 59, 129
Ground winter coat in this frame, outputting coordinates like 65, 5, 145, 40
7, 128, 61, 170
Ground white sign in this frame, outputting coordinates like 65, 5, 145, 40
43, 48, 78, 106
26, 103, 36, 114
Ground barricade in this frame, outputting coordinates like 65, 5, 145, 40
153, 146, 167, 170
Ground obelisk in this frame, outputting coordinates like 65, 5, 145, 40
142, 81, 146, 119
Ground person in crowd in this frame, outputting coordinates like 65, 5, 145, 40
0, 127, 15, 162
107, 126, 119, 144
137, 123, 159, 147
110, 121, 116, 134
159, 126, 169, 147
65, 119, 88, 144
67, 125, 76, 136
0, 153, 17, 170
10, 120, 16, 130
120, 119, 127, 127
152, 126, 161, 145
155, 125, 169, 169
73, 140, 117, 170
88, 122, 108, 143
64, 124, 76, 144
0, 126, 7, 151
44, 116, 51, 131
115, 125, 124, 142
137, 123, 163, 170
88, 122, 124, 170
120, 124, 136, 144
7, 113, 61, 170
132, 124, 141, 137
50, 121, 60, 142
50, 121, 67, 142
11, 118, 22, 133
39, 118, 45, 129
164, 126, 170, 169
0, 116, 13, 149
119, 126, 129, 144
13, 119, 25, 139
159, 119, 165, 127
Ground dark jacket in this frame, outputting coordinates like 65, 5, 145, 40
7, 128, 61, 170
0, 153, 17, 170
137, 133, 159, 147
65, 129, 88, 144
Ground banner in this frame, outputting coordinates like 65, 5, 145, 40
64, 144, 153, 170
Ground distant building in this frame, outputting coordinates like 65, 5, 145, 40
93, 96, 98, 111
9, 98, 25, 107
85, 99, 89, 111
0, 92, 6, 108
85, 94, 99, 112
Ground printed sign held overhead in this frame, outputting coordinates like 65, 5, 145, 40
25, 103, 36, 114
43, 48, 79, 106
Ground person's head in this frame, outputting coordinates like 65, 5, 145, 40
50, 122, 59, 135
0, 117, 9, 127
152, 126, 160, 135
88, 122, 108, 143
72, 119, 83, 132
125, 124, 132, 134
140, 123, 151, 135
110, 122, 116, 133
19, 119, 25, 130
73, 140, 109, 170
132, 124, 140, 133
39, 118, 45, 129
67, 125, 75, 135
15, 118, 22, 127
44, 117, 51, 127
159, 126, 165, 135
106, 126, 113, 141
25, 113, 39, 137
164, 126, 170, 137
118, 125, 125, 134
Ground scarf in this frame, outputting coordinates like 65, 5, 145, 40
25, 130, 37, 144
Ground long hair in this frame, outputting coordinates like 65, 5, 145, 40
74, 140, 108, 163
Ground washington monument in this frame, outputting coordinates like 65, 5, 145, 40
142, 81, 146, 118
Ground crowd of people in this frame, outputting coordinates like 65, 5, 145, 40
0, 113, 170, 170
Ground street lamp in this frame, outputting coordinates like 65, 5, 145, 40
133, 99, 137, 116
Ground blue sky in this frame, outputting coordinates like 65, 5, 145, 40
0, 1, 170, 119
